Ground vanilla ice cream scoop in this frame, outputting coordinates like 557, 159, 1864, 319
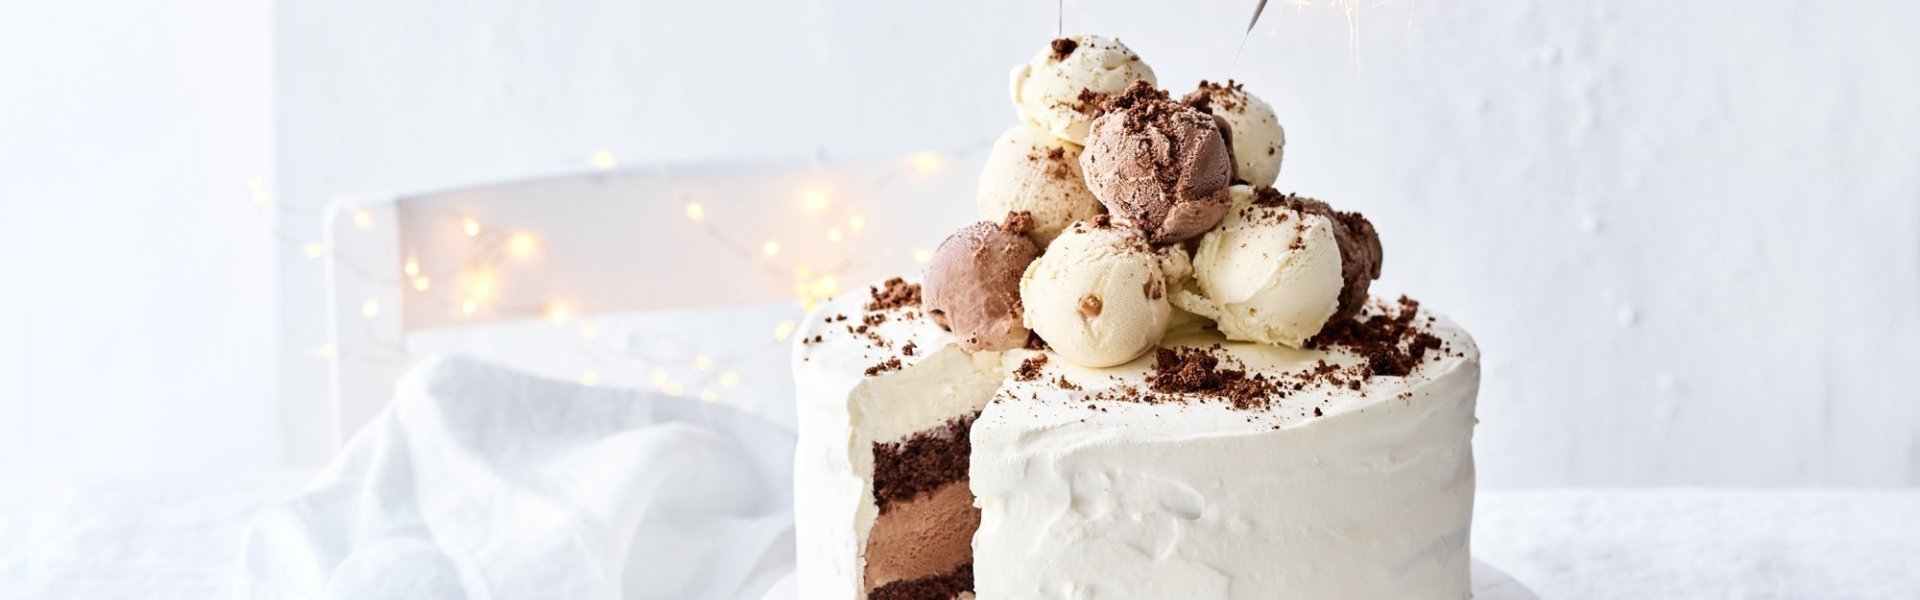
1172, 186, 1383, 347
924, 217, 1042, 351
1184, 80, 1285, 188
977, 124, 1105, 246
1010, 35, 1157, 144
1020, 218, 1172, 367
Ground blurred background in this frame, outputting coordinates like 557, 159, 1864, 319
4, 0, 1918, 518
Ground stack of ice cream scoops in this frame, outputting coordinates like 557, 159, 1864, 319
793, 34, 1481, 600
927, 34, 1380, 366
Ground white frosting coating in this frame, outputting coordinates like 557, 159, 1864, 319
796, 281, 1480, 600
972, 312, 1480, 599
792, 286, 1005, 599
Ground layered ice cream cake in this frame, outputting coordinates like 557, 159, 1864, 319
794, 35, 1480, 600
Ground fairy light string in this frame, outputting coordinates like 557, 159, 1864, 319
262, 141, 991, 401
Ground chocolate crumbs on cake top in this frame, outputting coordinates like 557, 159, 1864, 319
1148, 347, 1279, 410
1012, 354, 1049, 381
864, 357, 903, 377
1309, 296, 1446, 377
866, 278, 922, 312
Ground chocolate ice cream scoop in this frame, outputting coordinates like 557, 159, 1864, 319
1079, 81, 1234, 245
922, 215, 1041, 351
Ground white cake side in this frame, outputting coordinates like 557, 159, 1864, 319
792, 285, 1006, 599
971, 307, 1481, 599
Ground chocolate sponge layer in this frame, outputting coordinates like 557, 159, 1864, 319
865, 413, 981, 599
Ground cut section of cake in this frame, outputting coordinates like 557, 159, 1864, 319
792, 279, 1004, 599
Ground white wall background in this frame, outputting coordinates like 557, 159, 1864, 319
1, 0, 276, 508
277, 0, 1920, 487
4, 0, 1913, 495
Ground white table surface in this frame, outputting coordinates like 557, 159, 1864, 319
3, 477, 1914, 598
1474, 489, 1919, 599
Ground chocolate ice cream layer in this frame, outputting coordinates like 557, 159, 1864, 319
862, 480, 980, 594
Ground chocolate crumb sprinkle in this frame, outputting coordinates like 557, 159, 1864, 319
864, 357, 903, 377
1308, 296, 1439, 378
866, 278, 922, 312
1050, 37, 1079, 61
1148, 347, 1279, 410
1001, 210, 1034, 235
1013, 354, 1049, 381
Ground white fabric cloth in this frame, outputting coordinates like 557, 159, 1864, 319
238, 356, 798, 600
8, 352, 1900, 597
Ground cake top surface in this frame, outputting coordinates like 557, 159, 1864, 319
986, 296, 1477, 433
792, 278, 962, 382
798, 276, 1478, 434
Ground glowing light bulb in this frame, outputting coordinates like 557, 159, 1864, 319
508, 232, 538, 258
403, 257, 420, 277
699, 390, 718, 402
718, 372, 741, 388
652, 368, 668, 385
461, 300, 478, 315
580, 371, 599, 386
590, 150, 619, 170
470, 270, 494, 299
303, 243, 325, 259
462, 218, 481, 237
794, 265, 813, 280
802, 189, 830, 213
762, 241, 780, 257
820, 275, 839, 295
412, 276, 431, 291
545, 302, 571, 323
912, 152, 944, 173
912, 247, 933, 264
247, 177, 270, 205
848, 215, 866, 232
662, 381, 685, 397
826, 228, 844, 243
684, 202, 705, 222
773, 320, 796, 342
361, 298, 380, 318
352, 210, 373, 230
692, 355, 714, 371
